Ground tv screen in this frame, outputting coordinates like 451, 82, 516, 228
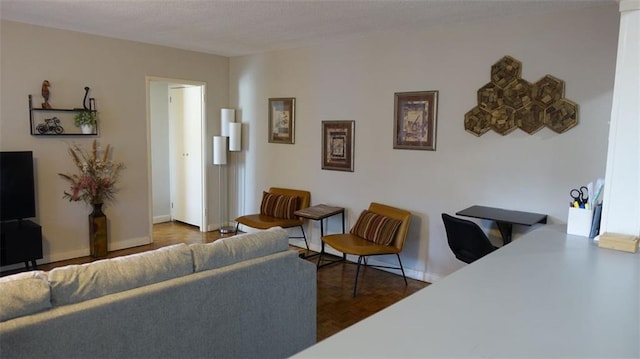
0, 151, 36, 221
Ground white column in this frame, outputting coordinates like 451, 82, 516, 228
600, 0, 640, 236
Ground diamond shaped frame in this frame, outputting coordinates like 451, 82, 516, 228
478, 83, 503, 111
464, 106, 492, 137
491, 56, 521, 88
545, 98, 578, 133
503, 79, 532, 110
533, 75, 565, 107
515, 102, 546, 134
491, 106, 517, 135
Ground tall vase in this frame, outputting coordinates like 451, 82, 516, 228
89, 202, 108, 258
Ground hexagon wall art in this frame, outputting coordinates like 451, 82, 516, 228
465, 55, 578, 136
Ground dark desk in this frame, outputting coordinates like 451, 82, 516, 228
456, 205, 547, 244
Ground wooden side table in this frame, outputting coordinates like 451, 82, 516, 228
294, 204, 345, 258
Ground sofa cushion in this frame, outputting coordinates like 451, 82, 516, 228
350, 210, 402, 245
259, 192, 299, 219
0, 271, 51, 322
191, 227, 289, 272
48, 243, 193, 306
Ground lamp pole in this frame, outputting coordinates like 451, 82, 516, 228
213, 135, 233, 234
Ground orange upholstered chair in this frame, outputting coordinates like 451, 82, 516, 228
318, 202, 411, 296
234, 187, 311, 249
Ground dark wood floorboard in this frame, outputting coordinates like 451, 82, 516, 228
312, 253, 428, 341
1, 221, 429, 342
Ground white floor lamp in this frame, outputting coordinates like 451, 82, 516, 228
216, 109, 242, 234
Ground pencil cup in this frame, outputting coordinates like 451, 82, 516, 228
567, 207, 593, 237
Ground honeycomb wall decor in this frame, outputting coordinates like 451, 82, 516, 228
465, 56, 578, 136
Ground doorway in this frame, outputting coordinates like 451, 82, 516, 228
147, 77, 207, 232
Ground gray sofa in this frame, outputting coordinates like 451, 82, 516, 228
0, 227, 316, 358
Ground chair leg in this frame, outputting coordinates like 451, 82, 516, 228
396, 254, 408, 286
353, 256, 364, 297
299, 225, 309, 250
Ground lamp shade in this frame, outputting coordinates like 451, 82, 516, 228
229, 122, 242, 152
213, 136, 227, 165
221, 108, 235, 137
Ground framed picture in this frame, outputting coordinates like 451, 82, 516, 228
322, 120, 355, 172
268, 97, 295, 144
394, 91, 439, 150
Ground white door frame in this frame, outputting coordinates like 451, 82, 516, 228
146, 76, 208, 233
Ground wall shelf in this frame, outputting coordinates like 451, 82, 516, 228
29, 95, 99, 136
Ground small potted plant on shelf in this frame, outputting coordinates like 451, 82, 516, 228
74, 111, 97, 134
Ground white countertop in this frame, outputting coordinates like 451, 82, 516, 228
296, 225, 640, 358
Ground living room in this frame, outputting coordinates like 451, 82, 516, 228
2, 0, 640, 356
1, 2, 623, 282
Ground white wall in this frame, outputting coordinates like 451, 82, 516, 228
0, 21, 229, 265
229, 5, 620, 281
150, 82, 171, 223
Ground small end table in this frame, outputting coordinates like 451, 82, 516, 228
294, 204, 345, 258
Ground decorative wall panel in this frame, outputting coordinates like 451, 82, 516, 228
464, 56, 578, 136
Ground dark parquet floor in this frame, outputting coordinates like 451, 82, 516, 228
2, 221, 429, 342
310, 251, 429, 341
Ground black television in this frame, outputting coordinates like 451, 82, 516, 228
0, 151, 36, 221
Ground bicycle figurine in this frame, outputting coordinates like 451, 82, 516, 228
36, 117, 64, 134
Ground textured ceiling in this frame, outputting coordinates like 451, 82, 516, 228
0, 0, 616, 57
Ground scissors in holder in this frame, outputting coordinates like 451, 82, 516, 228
570, 186, 589, 208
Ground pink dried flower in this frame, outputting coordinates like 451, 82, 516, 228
58, 140, 124, 206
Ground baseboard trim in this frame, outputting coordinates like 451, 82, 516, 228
51, 237, 151, 260
1, 236, 152, 271
152, 215, 171, 224
110, 236, 151, 251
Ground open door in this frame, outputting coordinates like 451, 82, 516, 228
147, 77, 207, 233
169, 86, 203, 227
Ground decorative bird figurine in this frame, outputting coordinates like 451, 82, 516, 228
83, 86, 90, 110
41, 80, 51, 109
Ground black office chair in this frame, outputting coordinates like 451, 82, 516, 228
441, 213, 498, 264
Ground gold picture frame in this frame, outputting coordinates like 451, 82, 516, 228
322, 120, 355, 172
268, 97, 295, 144
394, 91, 438, 150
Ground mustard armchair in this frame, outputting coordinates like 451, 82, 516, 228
234, 187, 311, 249
319, 202, 412, 296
